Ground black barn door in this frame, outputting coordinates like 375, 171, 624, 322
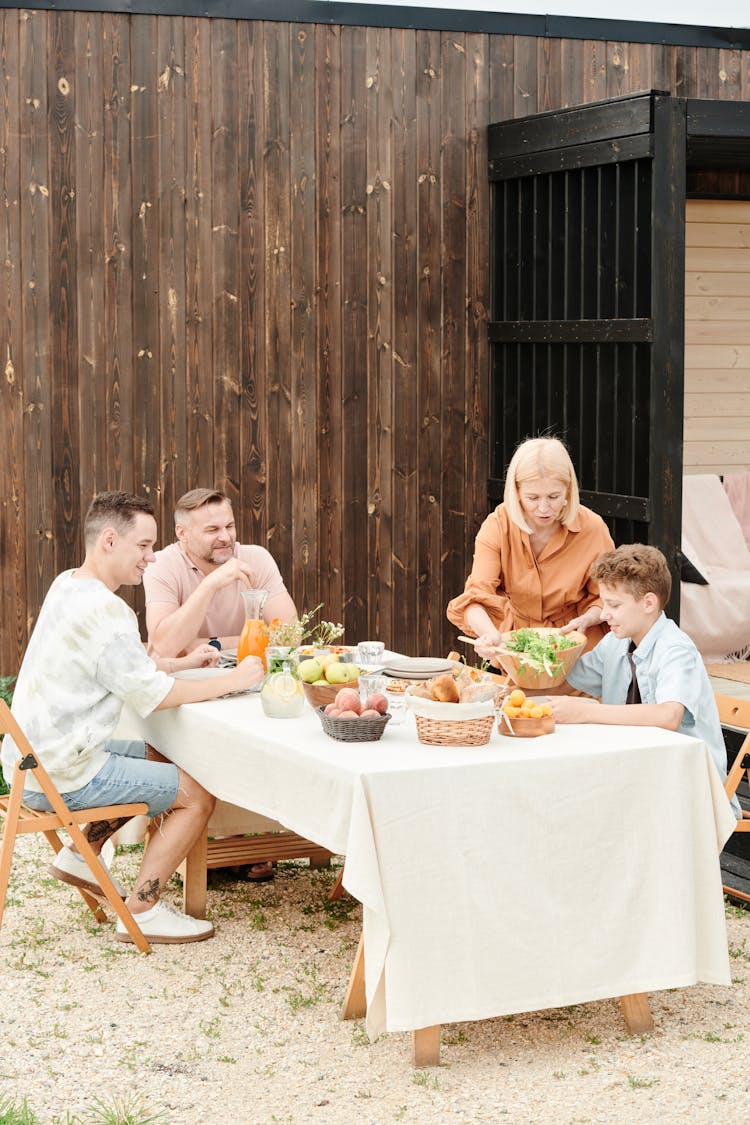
487, 92, 685, 618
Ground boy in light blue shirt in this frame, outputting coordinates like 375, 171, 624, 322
550, 544, 740, 817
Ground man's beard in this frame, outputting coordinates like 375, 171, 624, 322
206, 544, 234, 565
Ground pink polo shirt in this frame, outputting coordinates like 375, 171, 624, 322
143, 542, 288, 638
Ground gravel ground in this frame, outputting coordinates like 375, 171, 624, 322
2, 835, 750, 1125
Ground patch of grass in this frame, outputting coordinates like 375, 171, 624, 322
412, 1071, 439, 1089
0, 1094, 42, 1125
627, 1075, 660, 1089
350, 1020, 369, 1047
249, 906, 268, 931
199, 1015, 221, 1039
82, 1094, 168, 1124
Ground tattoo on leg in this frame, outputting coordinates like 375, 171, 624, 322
84, 817, 130, 845
135, 878, 161, 904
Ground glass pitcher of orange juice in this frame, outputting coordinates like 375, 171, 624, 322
237, 589, 270, 668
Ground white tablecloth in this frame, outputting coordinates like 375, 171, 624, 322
117, 696, 736, 1038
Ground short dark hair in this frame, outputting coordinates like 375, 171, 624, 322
590, 544, 672, 609
174, 488, 229, 527
84, 491, 154, 547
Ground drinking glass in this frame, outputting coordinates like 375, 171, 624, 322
357, 640, 385, 666
359, 673, 386, 708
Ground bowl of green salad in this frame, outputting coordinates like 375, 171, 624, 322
491, 627, 587, 689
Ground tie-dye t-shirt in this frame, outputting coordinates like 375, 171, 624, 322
2, 571, 172, 793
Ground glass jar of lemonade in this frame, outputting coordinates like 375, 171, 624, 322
260, 647, 305, 718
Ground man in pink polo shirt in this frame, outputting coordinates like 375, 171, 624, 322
144, 487, 297, 659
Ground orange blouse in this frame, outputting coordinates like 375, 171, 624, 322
446, 504, 614, 649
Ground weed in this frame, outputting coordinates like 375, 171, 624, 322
412, 1071, 438, 1089
217, 1055, 237, 1064
583, 1033, 601, 1045
83, 1094, 169, 1124
250, 906, 268, 931
199, 1016, 221, 1039
627, 1075, 660, 1089
350, 1020, 369, 1047
0, 1093, 41, 1125
553, 1070, 566, 1080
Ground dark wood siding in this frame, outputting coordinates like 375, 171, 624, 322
1, 11, 748, 671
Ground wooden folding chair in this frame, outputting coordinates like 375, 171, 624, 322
0, 700, 152, 952
716, 692, 750, 903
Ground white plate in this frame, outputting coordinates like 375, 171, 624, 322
382, 657, 455, 679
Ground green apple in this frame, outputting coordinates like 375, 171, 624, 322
326, 662, 359, 684
312, 678, 329, 685
299, 658, 323, 684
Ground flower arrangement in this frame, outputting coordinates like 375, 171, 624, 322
267, 604, 344, 649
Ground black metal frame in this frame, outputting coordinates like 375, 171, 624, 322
487, 90, 750, 621
2, 1, 750, 50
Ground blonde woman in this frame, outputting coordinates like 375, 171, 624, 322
447, 437, 614, 661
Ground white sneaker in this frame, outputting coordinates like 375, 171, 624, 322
49, 844, 127, 899
115, 899, 215, 945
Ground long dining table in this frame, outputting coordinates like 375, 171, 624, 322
117, 686, 736, 1066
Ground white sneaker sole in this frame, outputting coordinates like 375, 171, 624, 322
114, 921, 215, 945
48, 862, 126, 901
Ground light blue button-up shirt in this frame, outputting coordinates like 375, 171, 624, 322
567, 612, 740, 816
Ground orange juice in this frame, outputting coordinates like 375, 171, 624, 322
237, 617, 270, 669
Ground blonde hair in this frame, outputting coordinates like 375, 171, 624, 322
174, 488, 228, 529
503, 437, 580, 532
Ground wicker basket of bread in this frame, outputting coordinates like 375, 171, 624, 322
406, 671, 497, 747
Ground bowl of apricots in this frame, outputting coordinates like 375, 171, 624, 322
498, 688, 555, 738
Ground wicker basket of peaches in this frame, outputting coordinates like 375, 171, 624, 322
405, 669, 498, 747
316, 686, 391, 742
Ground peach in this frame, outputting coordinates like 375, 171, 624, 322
325, 707, 342, 717
360, 708, 381, 718
364, 693, 388, 715
338, 709, 360, 718
334, 688, 361, 714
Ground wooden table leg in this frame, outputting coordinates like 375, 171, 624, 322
328, 867, 345, 901
412, 1025, 441, 1067
340, 933, 366, 1020
620, 992, 654, 1033
182, 830, 208, 919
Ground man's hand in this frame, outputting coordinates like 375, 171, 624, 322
204, 558, 257, 593
548, 695, 601, 723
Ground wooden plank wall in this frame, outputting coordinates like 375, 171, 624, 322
685, 199, 750, 472
0, 11, 749, 672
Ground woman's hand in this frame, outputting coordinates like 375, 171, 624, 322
472, 628, 504, 662
561, 605, 603, 634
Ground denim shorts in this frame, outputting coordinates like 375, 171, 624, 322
22, 739, 179, 819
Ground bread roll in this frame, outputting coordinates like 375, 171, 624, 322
430, 674, 460, 703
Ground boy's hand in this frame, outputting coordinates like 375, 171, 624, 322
231, 655, 265, 691
548, 695, 600, 723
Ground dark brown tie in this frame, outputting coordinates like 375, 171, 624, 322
626, 642, 641, 705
